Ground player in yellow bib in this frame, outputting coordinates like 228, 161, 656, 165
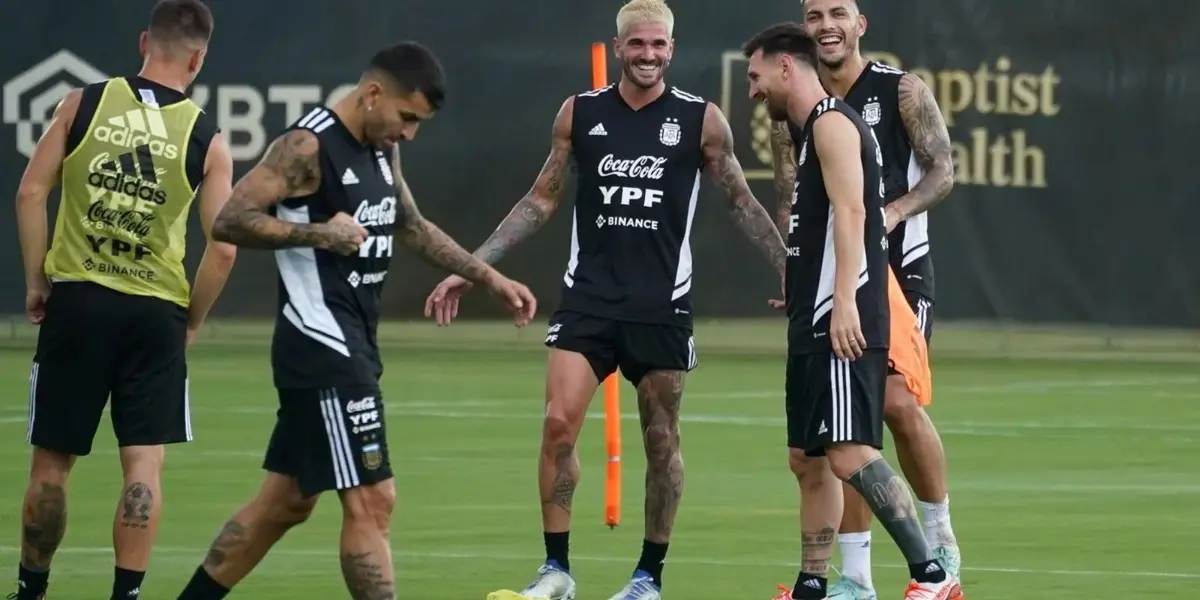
11, 2, 235, 599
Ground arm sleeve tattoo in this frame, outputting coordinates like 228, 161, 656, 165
768, 119, 797, 237
702, 104, 787, 273
210, 130, 330, 249
391, 150, 497, 284
892, 73, 955, 218
471, 97, 575, 266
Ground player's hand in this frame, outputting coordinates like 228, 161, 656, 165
768, 277, 786, 311
483, 273, 538, 327
424, 274, 474, 326
25, 281, 50, 325
185, 326, 199, 347
884, 205, 903, 234
830, 298, 866, 360
320, 212, 368, 256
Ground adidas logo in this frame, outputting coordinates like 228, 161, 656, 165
817, 420, 828, 435
925, 563, 942, 574
589, 123, 607, 136
342, 168, 359, 185
88, 145, 167, 207
92, 108, 180, 159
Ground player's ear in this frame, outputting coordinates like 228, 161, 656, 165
857, 14, 868, 37
611, 36, 621, 60
138, 31, 149, 58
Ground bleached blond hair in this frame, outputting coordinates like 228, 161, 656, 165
616, 0, 674, 38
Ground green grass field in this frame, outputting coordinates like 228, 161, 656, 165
1, 320, 1198, 599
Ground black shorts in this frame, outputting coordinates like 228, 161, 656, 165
785, 349, 888, 456
887, 292, 933, 377
28, 281, 190, 457
263, 385, 393, 497
544, 309, 697, 386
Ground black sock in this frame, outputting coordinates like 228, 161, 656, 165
909, 559, 947, 584
634, 539, 669, 587
16, 564, 49, 600
177, 566, 230, 600
111, 567, 145, 600
790, 573, 826, 599
543, 531, 570, 572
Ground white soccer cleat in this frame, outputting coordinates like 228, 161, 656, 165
903, 574, 963, 600
487, 562, 577, 600
826, 577, 877, 599
606, 571, 661, 600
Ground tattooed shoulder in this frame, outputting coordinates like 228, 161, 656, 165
897, 73, 952, 167
257, 129, 322, 198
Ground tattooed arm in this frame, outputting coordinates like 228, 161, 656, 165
701, 103, 787, 274
887, 74, 954, 228
471, 96, 574, 265
210, 129, 334, 249
768, 119, 797, 237
389, 150, 501, 285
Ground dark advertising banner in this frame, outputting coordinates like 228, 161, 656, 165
1, 0, 1197, 327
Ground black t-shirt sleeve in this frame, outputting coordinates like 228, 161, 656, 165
185, 110, 220, 191
64, 82, 106, 156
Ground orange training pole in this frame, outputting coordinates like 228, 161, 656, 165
592, 41, 622, 530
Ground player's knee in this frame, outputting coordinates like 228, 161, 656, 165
825, 443, 882, 481
340, 480, 396, 530
118, 445, 165, 478
883, 377, 926, 432
542, 400, 586, 447
267, 495, 318, 527
787, 448, 827, 488
30, 447, 74, 484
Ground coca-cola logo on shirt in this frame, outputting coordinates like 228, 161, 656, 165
597, 154, 667, 180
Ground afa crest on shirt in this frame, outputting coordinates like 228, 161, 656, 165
862, 97, 882, 126
659, 117, 681, 146
362, 443, 383, 470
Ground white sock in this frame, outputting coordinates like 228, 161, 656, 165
837, 532, 873, 589
918, 496, 957, 548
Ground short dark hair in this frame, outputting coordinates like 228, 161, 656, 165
148, 0, 213, 45
367, 42, 447, 111
741, 22, 819, 70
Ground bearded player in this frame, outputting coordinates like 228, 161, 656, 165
425, 1, 787, 598
767, 2, 961, 597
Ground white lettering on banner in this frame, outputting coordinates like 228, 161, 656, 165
352, 197, 398, 227
4, 52, 358, 159
599, 186, 663, 208
189, 84, 356, 160
597, 154, 666, 179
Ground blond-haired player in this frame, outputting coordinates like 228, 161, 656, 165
426, 1, 788, 599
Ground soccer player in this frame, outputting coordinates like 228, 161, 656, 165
768, 2, 961, 597
12, 2, 234, 598
172, 43, 537, 600
424, 1, 786, 598
742, 23, 962, 600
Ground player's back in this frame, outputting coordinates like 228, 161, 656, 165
47, 76, 216, 307
784, 97, 889, 353
842, 61, 934, 300
271, 107, 402, 389
560, 84, 707, 326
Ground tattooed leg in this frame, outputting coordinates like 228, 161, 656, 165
828, 446, 945, 583
112, 446, 165, 572
21, 449, 73, 572
182, 473, 316, 595
338, 481, 397, 600
637, 370, 685, 544
787, 449, 842, 596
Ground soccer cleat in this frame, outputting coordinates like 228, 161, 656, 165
770, 584, 797, 600
932, 545, 962, 581
606, 570, 660, 600
826, 577, 877, 599
486, 561, 576, 600
903, 575, 963, 600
